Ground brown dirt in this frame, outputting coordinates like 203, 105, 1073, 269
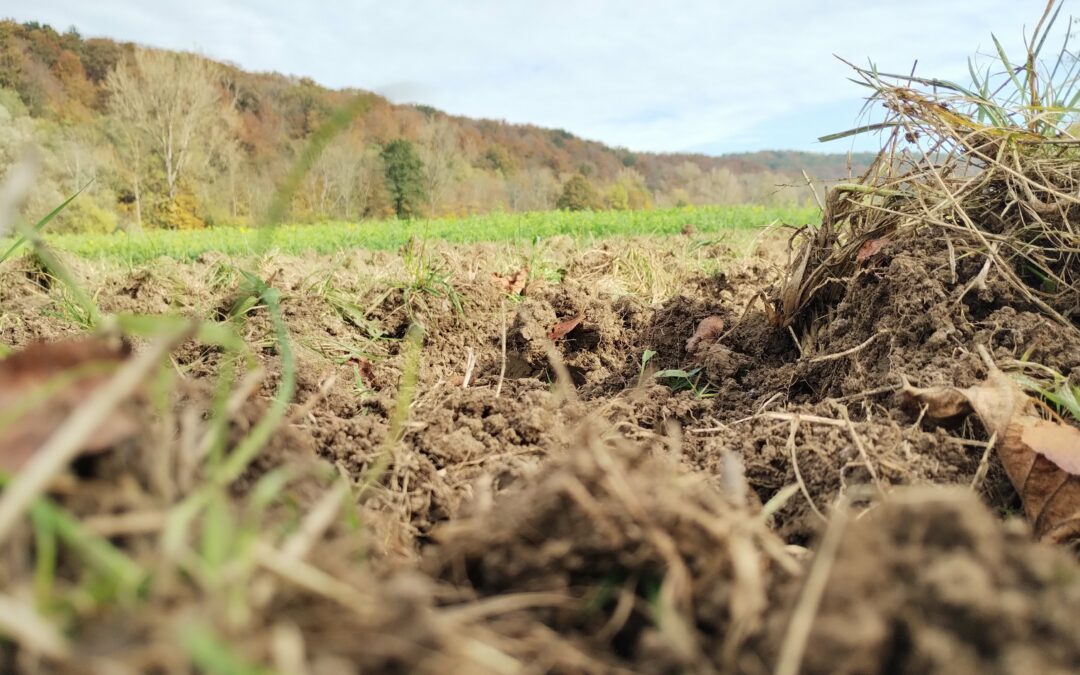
765, 488, 1080, 675
2, 231, 1079, 673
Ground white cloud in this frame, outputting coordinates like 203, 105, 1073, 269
4, 0, 1047, 152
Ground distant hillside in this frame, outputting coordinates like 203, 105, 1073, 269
727, 150, 877, 179
0, 19, 868, 231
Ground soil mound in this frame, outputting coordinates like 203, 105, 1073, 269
425, 429, 792, 674
768, 488, 1080, 675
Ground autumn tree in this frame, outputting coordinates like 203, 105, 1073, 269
556, 173, 602, 211
608, 168, 652, 210
381, 138, 425, 219
0, 21, 21, 89
106, 48, 234, 227
281, 77, 330, 138
50, 50, 94, 115
483, 145, 517, 175
314, 143, 382, 220
506, 167, 557, 212
417, 117, 462, 214
79, 38, 123, 85
102, 109, 145, 230
606, 183, 630, 210
303, 140, 369, 219
453, 169, 506, 214
0, 90, 34, 169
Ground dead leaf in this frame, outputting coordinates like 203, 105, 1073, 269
0, 338, 135, 473
686, 316, 725, 353
856, 237, 890, 264
902, 366, 1080, 544
1020, 418, 1080, 475
491, 267, 529, 296
346, 356, 376, 385
899, 369, 1025, 432
898, 382, 972, 421
960, 369, 1026, 437
548, 313, 585, 341
777, 241, 812, 326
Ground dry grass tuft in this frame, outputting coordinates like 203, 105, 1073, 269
774, 1, 1080, 338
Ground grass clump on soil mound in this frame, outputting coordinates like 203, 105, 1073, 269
781, 2, 1079, 337
716, 1, 1080, 545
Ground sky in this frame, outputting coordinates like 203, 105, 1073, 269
4, 1, 1047, 155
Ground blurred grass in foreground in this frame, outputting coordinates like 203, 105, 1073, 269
40, 205, 818, 262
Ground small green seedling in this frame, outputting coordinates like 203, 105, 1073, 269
654, 367, 717, 399
637, 349, 657, 386
1013, 362, 1080, 423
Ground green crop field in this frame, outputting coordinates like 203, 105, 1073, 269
40, 205, 819, 263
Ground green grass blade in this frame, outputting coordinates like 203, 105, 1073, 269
30, 498, 146, 597
215, 284, 295, 485
182, 623, 273, 675
850, 66, 981, 98
991, 33, 1027, 103
31, 506, 58, 604
819, 122, 900, 143
259, 94, 373, 249
1032, 2, 1064, 63
0, 180, 93, 263
1048, 22, 1071, 89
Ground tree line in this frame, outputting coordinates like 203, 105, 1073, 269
0, 20, 852, 232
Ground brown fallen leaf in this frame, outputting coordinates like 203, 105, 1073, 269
897, 382, 977, 422
491, 267, 529, 296
548, 313, 585, 341
856, 237, 890, 264
346, 356, 376, 385
900, 365, 1080, 543
777, 241, 813, 327
0, 338, 136, 473
686, 316, 725, 353
1021, 419, 1080, 474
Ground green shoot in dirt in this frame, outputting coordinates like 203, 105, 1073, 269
654, 367, 717, 399
638, 349, 657, 387
9, 202, 101, 327
28, 488, 146, 602
399, 238, 465, 319
356, 323, 424, 498
1013, 361, 1080, 423
182, 622, 274, 675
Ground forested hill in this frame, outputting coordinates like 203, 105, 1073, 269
0, 19, 873, 232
